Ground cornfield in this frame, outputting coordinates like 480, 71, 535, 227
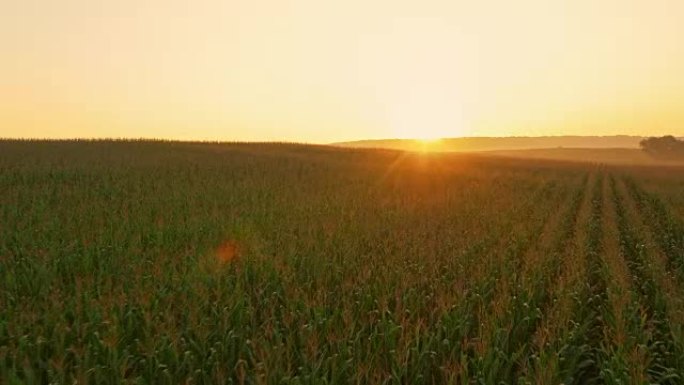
3, 140, 684, 384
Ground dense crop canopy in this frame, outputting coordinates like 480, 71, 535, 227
2, 141, 684, 384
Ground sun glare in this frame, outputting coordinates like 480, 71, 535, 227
394, 125, 456, 142
417, 136, 442, 143
414, 136, 443, 152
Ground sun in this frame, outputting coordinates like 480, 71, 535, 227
413, 136, 444, 152
400, 132, 447, 151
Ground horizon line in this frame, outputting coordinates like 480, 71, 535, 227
1, 133, 681, 145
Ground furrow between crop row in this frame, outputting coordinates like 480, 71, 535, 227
622, 177, 684, 278
611, 175, 679, 383
617, 177, 684, 376
593, 171, 637, 384
570, 170, 608, 384
513, 170, 601, 384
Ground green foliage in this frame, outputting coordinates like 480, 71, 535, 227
2, 141, 684, 384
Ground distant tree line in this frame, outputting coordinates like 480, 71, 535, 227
640, 136, 684, 159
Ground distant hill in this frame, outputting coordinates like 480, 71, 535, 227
332, 136, 646, 152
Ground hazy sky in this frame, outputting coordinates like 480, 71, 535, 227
2, 0, 684, 142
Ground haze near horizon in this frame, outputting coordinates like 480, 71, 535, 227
3, 0, 684, 143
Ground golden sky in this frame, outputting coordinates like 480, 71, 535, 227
2, 0, 684, 142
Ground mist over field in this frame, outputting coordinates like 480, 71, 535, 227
335, 135, 684, 166
334, 135, 649, 151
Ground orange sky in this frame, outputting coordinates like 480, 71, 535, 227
2, 0, 684, 143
